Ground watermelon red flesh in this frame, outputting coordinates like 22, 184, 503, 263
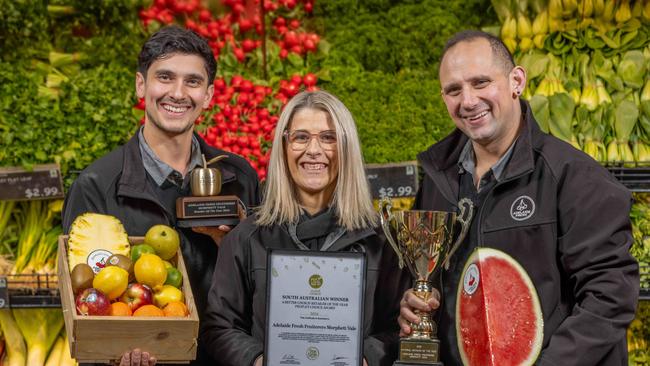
457, 248, 543, 366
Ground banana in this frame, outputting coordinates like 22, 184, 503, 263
593, 0, 605, 16
563, 0, 578, 17
643, 1, 650, 21
517, 13, 533, 39
501, 16, 518, 40
532, 10, 549, 35
632, 0, 643, 18
615, 0, 632, 23
533, 34, 547, 49
602, 0, 616, 22
519, 37, 534, 52
503, 38, 518, 54
579, 0, 594, 18
549, 0, 564, 19
549, 17, 564, 32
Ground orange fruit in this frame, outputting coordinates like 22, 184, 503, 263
163, 301, 188, 317
110, 301, 132, 316
132, 304, 164, 317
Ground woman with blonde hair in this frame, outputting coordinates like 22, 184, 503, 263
201, 90, 408, 366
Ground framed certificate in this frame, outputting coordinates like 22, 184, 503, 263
264, 249, 366, 366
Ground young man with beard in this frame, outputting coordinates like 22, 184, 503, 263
63, 26, 260, 366
398, 30, 638, 365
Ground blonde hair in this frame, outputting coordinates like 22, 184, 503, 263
256, 90, 377, 231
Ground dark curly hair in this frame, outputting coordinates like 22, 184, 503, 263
138, 25, 217, 84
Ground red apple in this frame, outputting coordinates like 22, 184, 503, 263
75, 288, 110, 316
120, 283, 153, 312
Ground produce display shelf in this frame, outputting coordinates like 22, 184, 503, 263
640, 264, 650, 302
0, 273, 61, 308
606, 164, 650, 192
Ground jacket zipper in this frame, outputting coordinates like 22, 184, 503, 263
476, 169, 532, 248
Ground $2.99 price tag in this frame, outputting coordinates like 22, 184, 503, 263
365, 162, 418, 200
0, 277, 8, 309
0, 164, 64, 201
24, 186, 60, 199
378, 186, 414, 198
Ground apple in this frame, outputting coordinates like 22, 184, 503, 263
120, 283, 153, 312
75, 288, 110, 316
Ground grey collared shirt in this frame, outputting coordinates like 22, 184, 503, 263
138, 127, 203, 188
457, 138, 517, 192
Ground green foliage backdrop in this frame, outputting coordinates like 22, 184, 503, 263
315, 0, 494, 163
0, 0, 495, 181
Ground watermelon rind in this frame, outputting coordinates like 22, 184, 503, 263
455, 247, 543, 366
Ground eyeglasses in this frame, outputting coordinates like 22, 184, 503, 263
283, 129, 338, 151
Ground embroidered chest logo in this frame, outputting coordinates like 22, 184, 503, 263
510, 195, 535, 221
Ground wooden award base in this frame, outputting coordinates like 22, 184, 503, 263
176, 195, 243, 228
393, 338, 442, 366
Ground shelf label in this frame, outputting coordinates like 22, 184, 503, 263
0, 277, 8, 308
365, 162, 419, 200
0, 164, 64, 201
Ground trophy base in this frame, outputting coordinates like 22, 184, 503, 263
176, 217, 240, 228
394, 338, 441, 365
176, 195, 244, 228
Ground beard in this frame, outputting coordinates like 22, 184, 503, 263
146, 107, 195, 136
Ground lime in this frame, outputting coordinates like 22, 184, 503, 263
131, 244, 156, 262
164, 267, 183, 288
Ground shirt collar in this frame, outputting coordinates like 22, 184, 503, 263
138, 127, 203, 187
457, 138, 517, 182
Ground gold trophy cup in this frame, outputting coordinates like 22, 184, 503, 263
176, 154, 245, 227
379, 198, 473, 365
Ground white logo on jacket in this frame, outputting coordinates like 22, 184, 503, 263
510, 195, 535, 221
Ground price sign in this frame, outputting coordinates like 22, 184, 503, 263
0, 277, 8, 308
0, 164, 64, 201
365, 162, 419, 200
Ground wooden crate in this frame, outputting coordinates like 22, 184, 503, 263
57, 236, 199, 364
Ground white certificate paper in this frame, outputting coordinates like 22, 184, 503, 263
264, 250, 366, 366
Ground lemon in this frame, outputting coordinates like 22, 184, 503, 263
154, 285, 184, 308
134, 253, 167, 290
93, 266, 129, 300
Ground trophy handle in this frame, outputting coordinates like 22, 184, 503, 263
379, 198, 405, 269
441, 198, 474, 270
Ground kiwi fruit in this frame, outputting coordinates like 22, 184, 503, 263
70, 263, 95, 294
106, 254, 134, 281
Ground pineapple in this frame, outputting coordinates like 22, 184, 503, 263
67, 213, 130, 273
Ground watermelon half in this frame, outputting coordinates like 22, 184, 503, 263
456, 248, 543, 366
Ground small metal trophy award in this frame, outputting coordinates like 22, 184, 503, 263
176, 154, 245, 227
379, 198, 473, 365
